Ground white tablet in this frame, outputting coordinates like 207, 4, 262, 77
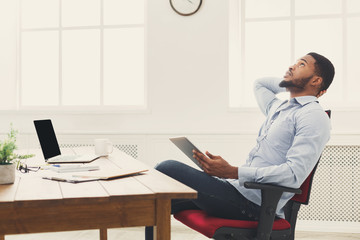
169, 136, 204, 170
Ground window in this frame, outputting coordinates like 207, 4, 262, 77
19, 0, 145, 109
229, 0, 360, 109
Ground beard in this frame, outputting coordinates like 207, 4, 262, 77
279, 75, 313, 89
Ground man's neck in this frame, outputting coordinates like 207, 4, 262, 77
288, 88, 316, 99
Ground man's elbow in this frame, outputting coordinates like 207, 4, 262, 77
253, 78, 266, 92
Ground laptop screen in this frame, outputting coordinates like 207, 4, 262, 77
34, 119, 61, 160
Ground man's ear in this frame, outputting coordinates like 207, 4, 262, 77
311, 76, 323, 88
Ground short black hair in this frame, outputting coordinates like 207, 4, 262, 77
307, 52, 335, 91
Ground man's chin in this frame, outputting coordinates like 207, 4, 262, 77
279, 80, 294, 88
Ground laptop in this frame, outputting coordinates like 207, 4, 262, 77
34, 119, 100, 164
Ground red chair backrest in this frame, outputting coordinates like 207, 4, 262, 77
291, 164, 318, 204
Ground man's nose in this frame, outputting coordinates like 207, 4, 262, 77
288, 64, 295, 70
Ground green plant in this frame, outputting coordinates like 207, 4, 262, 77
0, 124, 34, 165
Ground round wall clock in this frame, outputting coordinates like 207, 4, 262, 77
170, 0, 202, 16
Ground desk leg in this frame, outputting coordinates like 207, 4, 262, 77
154, 198, 171, 240
100, 228, 107, 240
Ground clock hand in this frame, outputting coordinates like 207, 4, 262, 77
187, 0, 193, 3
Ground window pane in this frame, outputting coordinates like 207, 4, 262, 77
229, 33, 242, 107
295, 0, 341, 16
348, 0, 360, 14
295, 19, 342, 104
243, 21, 291, 106
104, 28, 144, 105
62, 0, 100, 27
104, 0, 144, 25
229, 0, 241, 108
21, 0, 59, 29
245, 0, 290, 18
62, 30, 100, 105
347, 18, 360, 103
21, 31, 59, 106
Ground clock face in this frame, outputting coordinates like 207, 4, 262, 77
170, 0, 202, 16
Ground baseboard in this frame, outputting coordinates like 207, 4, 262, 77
296, 220, 360, 233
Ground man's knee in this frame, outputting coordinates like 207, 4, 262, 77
155, 160, 196, 184
155, 160, 180, 175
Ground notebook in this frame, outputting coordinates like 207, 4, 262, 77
34, 119, 100, 163
42, 167, 148, 183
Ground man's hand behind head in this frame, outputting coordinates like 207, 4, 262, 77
317, 89, 327, 98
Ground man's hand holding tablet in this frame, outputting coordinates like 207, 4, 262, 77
169, 137, 238, 179
192, 150, 238, 179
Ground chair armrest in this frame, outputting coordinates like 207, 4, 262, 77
243, 182, 301, 240
244, 182, 302, 194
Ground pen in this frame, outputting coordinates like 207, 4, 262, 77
42, 176, 76, 183
50, 164, 83, 168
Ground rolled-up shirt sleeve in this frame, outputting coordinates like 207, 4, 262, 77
238, 167, 257, 185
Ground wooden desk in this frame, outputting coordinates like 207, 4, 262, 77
0, 148, 197, 240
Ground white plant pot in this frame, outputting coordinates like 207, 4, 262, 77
0, 163, 16, 184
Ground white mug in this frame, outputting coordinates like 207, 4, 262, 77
94, 139, 113, 156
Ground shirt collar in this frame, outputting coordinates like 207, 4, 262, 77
291, 96, 318, 106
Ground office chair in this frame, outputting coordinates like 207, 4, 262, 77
173, 165, 316, 240
173, 110, 331, 240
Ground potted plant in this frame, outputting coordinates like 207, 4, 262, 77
0, 125, 34, 184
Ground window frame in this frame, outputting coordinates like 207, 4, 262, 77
17, 0, 148, 113
229, 0, 360, 112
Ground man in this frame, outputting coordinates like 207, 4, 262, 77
151, 52, 335, 228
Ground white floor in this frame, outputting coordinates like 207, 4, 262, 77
4, 225, 360, 240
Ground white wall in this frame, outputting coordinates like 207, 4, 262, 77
0, 0, 17, 110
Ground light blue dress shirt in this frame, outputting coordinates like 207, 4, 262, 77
227, 77, 331, 218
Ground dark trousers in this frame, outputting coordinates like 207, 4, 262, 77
145, 160, 261, 239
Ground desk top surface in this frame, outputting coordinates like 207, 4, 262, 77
0, 147, 197, 206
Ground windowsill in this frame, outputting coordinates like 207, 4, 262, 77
0, 106, 151, 115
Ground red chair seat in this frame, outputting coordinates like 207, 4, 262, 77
174, 210, 291, 238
